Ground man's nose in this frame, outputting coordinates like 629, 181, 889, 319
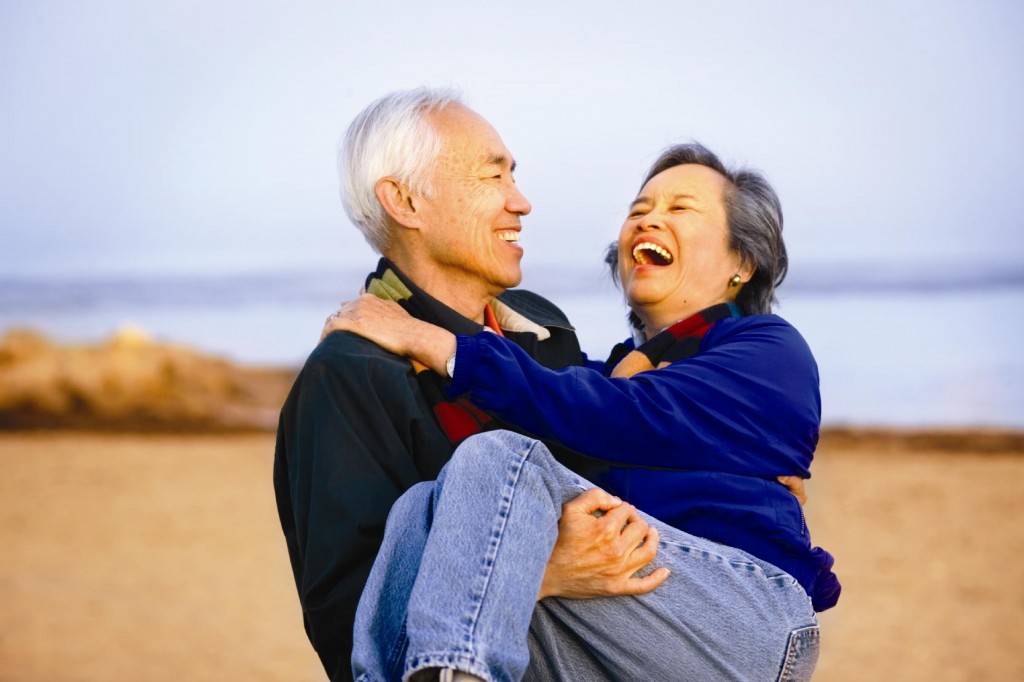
507, 183, 532, 216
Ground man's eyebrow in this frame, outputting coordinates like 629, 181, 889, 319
485, 153, 515, 172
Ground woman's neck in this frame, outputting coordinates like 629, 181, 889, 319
637, 298, 732, 340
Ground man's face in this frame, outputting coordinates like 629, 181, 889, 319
414, 104, 532, 298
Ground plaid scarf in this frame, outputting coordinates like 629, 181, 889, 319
365, 259, 499, 446
606, 302, 742, 377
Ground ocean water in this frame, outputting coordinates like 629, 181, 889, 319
2, 266, 1022, 429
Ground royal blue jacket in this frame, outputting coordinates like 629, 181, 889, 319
447, 314, 841, 611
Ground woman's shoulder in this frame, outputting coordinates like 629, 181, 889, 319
706, 314, 815, 360
712, 312, 803, 338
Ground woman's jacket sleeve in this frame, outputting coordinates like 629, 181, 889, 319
446, 318, 819, 477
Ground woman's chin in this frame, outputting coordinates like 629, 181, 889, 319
625, 283, 665, 311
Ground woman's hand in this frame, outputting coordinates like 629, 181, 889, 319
777, 475, 807, 506
321, 294, 456, 375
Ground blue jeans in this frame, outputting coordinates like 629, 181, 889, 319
352, 431, 819, 682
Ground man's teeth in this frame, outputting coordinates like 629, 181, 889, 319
497, 231, 520, 243
633, 242, 673, 265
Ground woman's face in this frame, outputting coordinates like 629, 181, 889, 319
616, 163, 749, 334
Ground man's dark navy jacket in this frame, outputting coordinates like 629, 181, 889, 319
273, 265, 583, 682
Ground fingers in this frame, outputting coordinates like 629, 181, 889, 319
321, 306, 356, 341
564, 487, 623, 516
570, 490, 651, 556
595, 503, 659, 563
321, 311, 341, 341
619, 519, 656, 557
600, 501, 642, 540
607, 520, 668, 597
618, 516, 659, 567
545, 493, 670, 600
777, 475, 808, 506
320, 295, 388, 341
596, 514, 668, 597
619, 566, 671, 596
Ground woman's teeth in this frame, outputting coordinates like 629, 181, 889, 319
633, 242, 673, 265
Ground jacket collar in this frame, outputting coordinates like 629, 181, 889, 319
365, 258, 562, 339
365, 258, 484, 337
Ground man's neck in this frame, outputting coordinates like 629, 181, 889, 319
385, 254, 496, 325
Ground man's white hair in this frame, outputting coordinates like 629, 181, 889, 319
338, 87, 465, 253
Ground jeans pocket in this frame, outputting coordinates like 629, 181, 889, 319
776, 625, 820, 682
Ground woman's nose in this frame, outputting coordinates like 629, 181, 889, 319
636, 215, 662, 231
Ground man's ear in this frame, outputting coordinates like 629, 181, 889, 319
374, 177, 425, 230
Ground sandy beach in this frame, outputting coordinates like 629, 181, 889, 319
2, 430, 1022, 681
2, 326, 1022, 681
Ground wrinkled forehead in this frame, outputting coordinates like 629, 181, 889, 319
429, 104, 515, 171
638, 163, 730, 203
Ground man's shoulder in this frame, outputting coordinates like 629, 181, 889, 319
278, 331, 425, 430
301, 331, 413, 382
497, 289, 574, 329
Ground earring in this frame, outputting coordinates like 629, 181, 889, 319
729, 274, 741, 287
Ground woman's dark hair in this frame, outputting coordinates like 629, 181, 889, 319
606, 142, 788, 326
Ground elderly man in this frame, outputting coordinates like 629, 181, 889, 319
273, 88, 663, 682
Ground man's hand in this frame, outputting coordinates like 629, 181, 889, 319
777, 476, 807, 506
538, 488, 669, 600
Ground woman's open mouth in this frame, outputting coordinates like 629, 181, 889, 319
632, 239, 674, 266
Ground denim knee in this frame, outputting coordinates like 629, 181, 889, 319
459, 430, 538, 458
442, 431, 537, 480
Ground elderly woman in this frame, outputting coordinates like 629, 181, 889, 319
325, 143, 840, 682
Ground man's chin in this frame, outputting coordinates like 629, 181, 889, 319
497, 273, 523, 291
494, 262, 523, 290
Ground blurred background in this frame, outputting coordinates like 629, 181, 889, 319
2, 1, 1022, 680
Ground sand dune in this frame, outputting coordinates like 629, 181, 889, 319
0, 328, 294, 432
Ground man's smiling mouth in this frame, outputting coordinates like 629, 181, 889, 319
497, 230, 520, 243
632, 240, 674, 266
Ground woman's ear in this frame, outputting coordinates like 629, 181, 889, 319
374, 177, 425, 230
736, 255, 756, 284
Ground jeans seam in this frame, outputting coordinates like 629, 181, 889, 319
384, 619, 408, 676
460, 441, 532, 651
662, 539, 805, 593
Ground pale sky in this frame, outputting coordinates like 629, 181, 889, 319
2, 0, 1023, 278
